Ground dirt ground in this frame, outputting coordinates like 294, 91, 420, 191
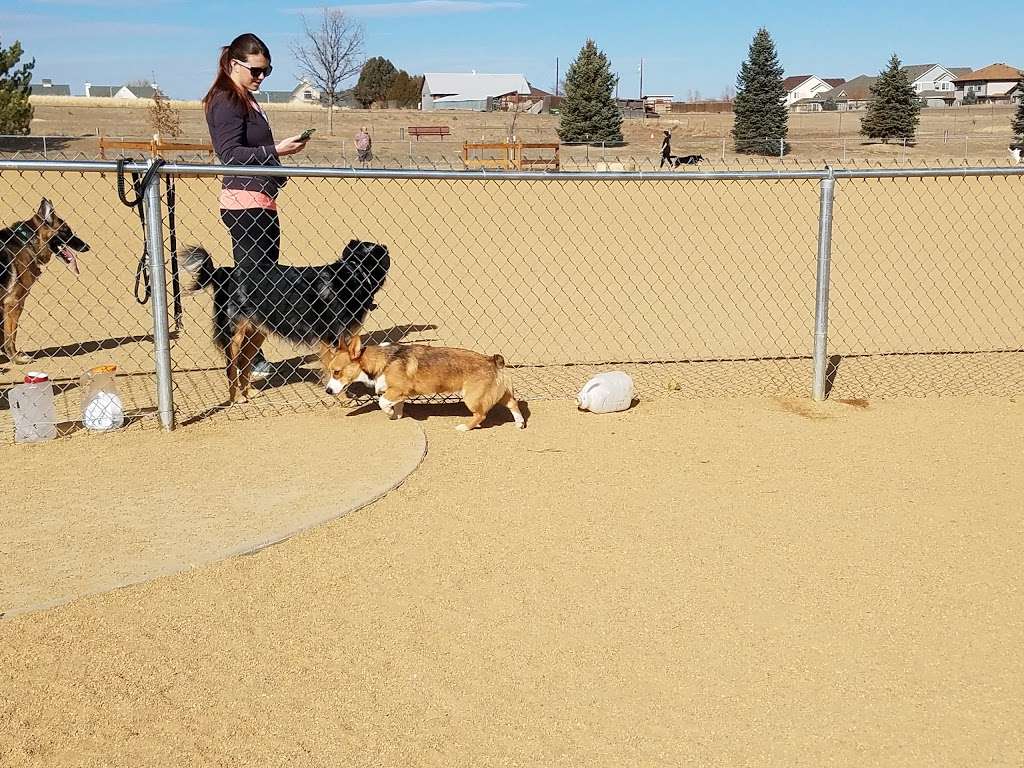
9, 98, 1022, 166
1, 397, 1023, 766
2, 99, 1022, 767
0, 409, 426, 618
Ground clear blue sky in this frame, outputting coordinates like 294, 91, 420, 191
3, 0, 1019, 100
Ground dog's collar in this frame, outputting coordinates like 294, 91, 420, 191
10, 223, 36, 245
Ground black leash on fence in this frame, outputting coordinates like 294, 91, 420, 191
115, 158, 184, 330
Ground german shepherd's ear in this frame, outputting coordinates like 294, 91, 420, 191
346, 333, 363, 360
37, 198, 55, 226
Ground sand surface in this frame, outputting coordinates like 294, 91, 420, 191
1, 397, 1023, 766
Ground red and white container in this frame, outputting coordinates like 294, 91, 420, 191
9, 371, 58, 443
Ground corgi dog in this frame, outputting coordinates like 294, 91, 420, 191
326, 336, 526, 431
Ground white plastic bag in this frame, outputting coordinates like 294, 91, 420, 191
83, 391, 125, 432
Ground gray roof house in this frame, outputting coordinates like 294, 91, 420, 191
901, 64, 969, 106
30, 79, 72, 96
85, 83, 161, 99
793, 75, 878, 111
84, 84, 120, 98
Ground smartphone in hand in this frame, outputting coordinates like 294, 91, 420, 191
299, 128, 316, 142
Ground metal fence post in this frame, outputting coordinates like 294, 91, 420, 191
141, 160, 175, 430
812, 166, 836, 401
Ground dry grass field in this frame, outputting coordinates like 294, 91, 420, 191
6, 96, 1022, 166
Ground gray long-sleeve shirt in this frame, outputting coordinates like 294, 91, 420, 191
205, 91, 286, 197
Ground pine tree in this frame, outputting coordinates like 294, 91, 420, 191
1012, 75, 1024, 141
732, 28, 788, 155
0, 38, 34, 135
353, 57, 397, 108
860, 54, 920, 144
557, 39, 622, 144
385, 70, 422, 108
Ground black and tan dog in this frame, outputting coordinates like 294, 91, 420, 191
672, 154, 704, 167
1, 198, 90, 364
183, 240, 390, 404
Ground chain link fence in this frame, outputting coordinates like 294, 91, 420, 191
1, 159, 1022, 439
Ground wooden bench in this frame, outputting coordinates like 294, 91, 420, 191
408, 125, 451, 140
462, 142, 560, 171
99, 136, 214, 159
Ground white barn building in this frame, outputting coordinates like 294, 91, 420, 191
421, 72, 530, 111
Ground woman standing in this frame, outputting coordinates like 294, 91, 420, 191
202, 33, 308, 379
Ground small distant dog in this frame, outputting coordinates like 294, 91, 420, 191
1009, 144, 1023, 165
1, 198, 90, 364
672, 154, 704, 167
184, 239, 390, 404
325, 335, 525, 431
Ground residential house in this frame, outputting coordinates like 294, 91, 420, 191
794, 75, 876, 112
421, 72, 530, 111
784, 75, 845, 108
252, 89, 296, 105
84, 82, 160, 99
84, 83, 118, 98
954, 63, 1023, 104
902, 63, 970, 106
254, 82, 359, 108
30, 78, 71, 97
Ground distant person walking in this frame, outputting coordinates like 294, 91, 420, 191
355, 126, 372, 165
659, 130, 672, 168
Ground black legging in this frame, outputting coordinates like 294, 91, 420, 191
219, 207, 280, 363
219, 207, 280, 276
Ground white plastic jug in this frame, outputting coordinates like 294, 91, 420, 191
9, 372, 58, 443
577, 371, 635, 414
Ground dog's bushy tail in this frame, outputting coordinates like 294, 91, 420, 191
181, 245, 220, 292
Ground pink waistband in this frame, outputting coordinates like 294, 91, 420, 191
218, 189, 278, 211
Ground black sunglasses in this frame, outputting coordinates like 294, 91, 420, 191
233, 59, 272, 79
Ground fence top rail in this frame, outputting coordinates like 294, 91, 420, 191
1, 158, 1023, 181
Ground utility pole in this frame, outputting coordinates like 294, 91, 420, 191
555, 57, 559, 96
639, 58, 644, 101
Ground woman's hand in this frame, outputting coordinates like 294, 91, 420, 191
276, 135, 308, 156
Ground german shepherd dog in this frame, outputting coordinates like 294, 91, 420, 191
1, 198, 90, 365
183, 239, 390, 404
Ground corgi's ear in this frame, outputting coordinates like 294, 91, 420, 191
346, 334, 362, 360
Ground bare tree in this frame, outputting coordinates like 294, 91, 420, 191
289, 7, 365, 134
149, 89, 182, 138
